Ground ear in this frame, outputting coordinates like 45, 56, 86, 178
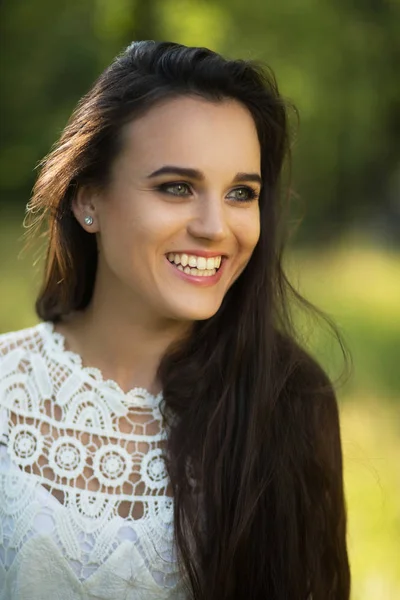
71, 185, 101, 233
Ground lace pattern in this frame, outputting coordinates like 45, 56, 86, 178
0, 323, 188, 598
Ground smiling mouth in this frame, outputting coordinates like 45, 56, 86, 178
165, 253, 225, 277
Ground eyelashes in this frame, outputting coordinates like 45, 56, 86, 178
229, 186, 259, 202
156, 181, 260, 203
158, 182, 191, 197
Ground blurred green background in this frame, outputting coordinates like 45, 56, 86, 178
1, 1, 399, 598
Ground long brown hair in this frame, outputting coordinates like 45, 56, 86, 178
26, 41, 351, 599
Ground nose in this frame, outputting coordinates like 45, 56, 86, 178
186, 195, 229, 242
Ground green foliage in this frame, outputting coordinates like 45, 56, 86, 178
216, 0, 400, 238
158, 0, 230, 49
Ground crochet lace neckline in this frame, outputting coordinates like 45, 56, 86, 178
0, 323, 185, 592
42, 321, 163, 409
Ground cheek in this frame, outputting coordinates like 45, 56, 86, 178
227, 211, 260, 287
97, 201, 173, 274
235, 209, 261, 255
96, 205, 145, 275
99, 217, 135, 259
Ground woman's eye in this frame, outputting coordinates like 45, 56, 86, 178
159, 182, 192, 196
227, 186, 259, 202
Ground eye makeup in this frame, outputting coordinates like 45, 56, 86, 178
156, 181, 260, 202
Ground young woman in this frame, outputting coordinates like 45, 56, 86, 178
0, 41, 351, 599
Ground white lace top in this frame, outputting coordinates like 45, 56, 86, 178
0, 322, 190, 600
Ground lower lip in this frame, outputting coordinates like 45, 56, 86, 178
165, 257, 226, 286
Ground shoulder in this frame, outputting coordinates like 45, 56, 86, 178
0, 322, 49, 357
273, 333, 350, 595
275, 331, 342, 461
0, 322, 51, 394
275, 330, 338, 403
0, 322, 56, 426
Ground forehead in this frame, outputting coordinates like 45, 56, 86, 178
116, 95, 261, 176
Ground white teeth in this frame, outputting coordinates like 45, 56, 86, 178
196, 256, 207, 270
206, 257, 215, 270
167, 253, 223, 270
187, 268, 217, 277
172, 262, 217, 277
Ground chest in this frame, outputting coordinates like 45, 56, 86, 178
0, 405, 178, 589
6, 402, 173, 521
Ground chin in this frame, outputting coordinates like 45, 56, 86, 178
165, 299, 223, 323
177, 308, 220, 322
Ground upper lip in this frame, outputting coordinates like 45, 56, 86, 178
165, 250, 228, 258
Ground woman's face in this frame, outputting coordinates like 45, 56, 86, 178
79, 95, 261, 323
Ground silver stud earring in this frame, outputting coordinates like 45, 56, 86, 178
84, 216, 94, 226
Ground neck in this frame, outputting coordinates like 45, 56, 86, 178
56, 275, 191, 396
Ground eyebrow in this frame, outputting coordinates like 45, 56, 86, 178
147, 165, 262, 186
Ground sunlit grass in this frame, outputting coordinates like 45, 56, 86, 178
286, 235, 400, 397
291, 239, 400, 320
1, 216, 399, 599
341, 395, 400, 600
0, 211, 40, 332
